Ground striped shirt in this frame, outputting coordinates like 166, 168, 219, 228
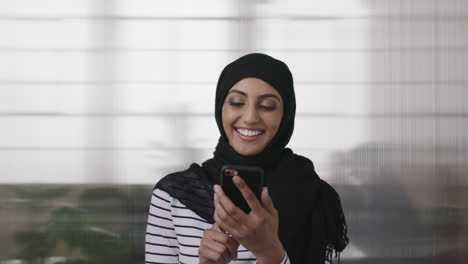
145, 188, 290, 264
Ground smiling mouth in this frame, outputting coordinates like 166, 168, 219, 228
235, 127, 265, 140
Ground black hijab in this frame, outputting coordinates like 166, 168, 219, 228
202, 53, 295, 183
156, 53, 349, 263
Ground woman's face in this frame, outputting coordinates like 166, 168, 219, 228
222, 77, 284, 156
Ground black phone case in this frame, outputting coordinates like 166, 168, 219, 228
220, 165, 264, 214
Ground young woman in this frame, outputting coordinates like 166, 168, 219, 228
145, 53, 349, 264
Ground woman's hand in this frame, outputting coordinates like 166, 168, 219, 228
213, 176, 286, 264
199, 222, 239, 264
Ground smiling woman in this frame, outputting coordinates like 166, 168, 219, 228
145, 53, 349, 264
222, 78, 284, 156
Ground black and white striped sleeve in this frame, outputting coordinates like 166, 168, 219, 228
255, 252, 290, 264
281, 252, 291, 264
145, 188, 179, 264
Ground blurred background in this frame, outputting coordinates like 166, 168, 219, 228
0, 0, 467, 263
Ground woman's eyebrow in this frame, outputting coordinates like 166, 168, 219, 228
228, 90, 281, 102
227, 89, 247, 96
259, 94, 281, 102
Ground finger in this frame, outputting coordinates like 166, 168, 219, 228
213, 194, 227, 233
227, 237, 240, 260
214, 190, 241, 226
214, 184, 247, 223
209, 243, 230, 264
203, 229, 235, 262
200, 241, 230, 264
226, 169, 239, 176
261, 187, 277, 215
220, 231, 240, 261
213, 194, 239, 260
213, 222, 229, 235
214, 192, 243, 236
212, 222, 222, 232
205, 228, 231, 245
214, 213, 242, 242
232, 176, 262, 212
221, 236, 238, 261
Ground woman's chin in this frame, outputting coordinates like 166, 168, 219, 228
233, 145, 264, 156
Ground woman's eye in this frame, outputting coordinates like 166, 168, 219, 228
260, 105, 276, 111
229, 101, 244, 107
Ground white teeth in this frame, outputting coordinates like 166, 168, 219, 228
237, 128, 262, 137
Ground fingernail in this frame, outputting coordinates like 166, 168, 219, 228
233, 176, 241, 184
213, 184, 221, 193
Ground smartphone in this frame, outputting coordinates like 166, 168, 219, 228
220, 165, 264, 214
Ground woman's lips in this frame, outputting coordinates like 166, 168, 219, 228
235, 128, 264, 142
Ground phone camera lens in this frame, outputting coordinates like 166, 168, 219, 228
224, 169, 233, 177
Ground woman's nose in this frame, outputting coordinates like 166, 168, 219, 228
243, 104, 260, 124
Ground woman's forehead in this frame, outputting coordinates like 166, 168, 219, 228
228, 77, 280, 97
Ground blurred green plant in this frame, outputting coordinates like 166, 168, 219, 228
13, 185, 151, 264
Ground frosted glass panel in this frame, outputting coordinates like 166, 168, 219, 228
1, 0, 467, 263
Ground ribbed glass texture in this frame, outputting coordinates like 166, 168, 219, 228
0, 0, 467, 263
